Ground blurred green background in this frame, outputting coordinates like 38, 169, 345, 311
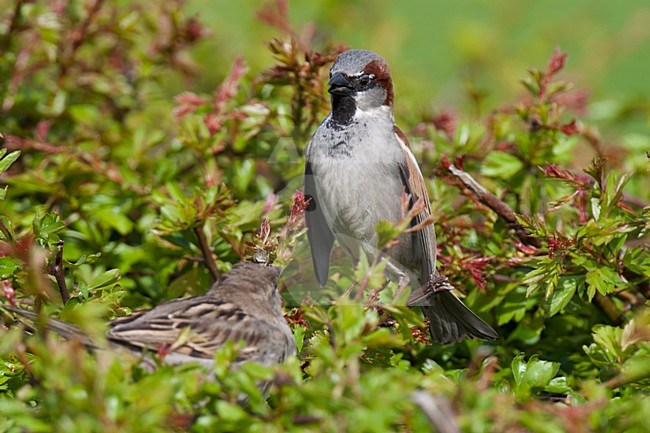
186, 0, 650, 129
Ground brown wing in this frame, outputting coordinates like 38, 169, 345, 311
393, 128, 497, 342
394, 126, 437, 287
107, 296, 277, 363
3, 306, 97, 347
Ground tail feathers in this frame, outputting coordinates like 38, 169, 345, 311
420, 292, 498, 344
4, 306, 97, 348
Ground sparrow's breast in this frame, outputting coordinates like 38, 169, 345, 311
308, 117, 413, 264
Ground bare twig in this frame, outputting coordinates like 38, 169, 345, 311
193, 224, 220, 283
411, 392, 460, 433
49, 240, 70, 304
446, 163, 541, 247
57, 0, 106, 82
291, 415, 322, 425
0, 0, 25, 55
615, 290, 643, 307
594, 293, 624, 325
492, 274, 520, 283
621, 194, 649, 209
3, 134, 65, 154
640, 283, 650, 301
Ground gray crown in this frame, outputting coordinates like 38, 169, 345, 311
330, 49, 386, 76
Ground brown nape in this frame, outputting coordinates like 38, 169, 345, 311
363, 59, 394, 106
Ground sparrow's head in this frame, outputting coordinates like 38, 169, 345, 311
213, 262, 283, 309
328, 49, 394, 112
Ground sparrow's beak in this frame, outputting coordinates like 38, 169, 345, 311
328, 72, 354, 95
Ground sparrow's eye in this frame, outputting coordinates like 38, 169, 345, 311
357, 74, 373, 87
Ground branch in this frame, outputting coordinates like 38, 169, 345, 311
446, 164, 541, 247
57, 0, 106, 82
615, 290, 643, 307
48, 240, 70, 304
444, 163, 628, 324
640, 282, 650, 301
0, 0, 25, 55
594, 293, 624, 325
411, 392, 460, 433
193, 224, 220, 283
621, 193, 649, 209
3, 134, 65, 154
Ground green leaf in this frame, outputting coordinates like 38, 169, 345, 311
481, 151, 524, 178
32, 212, 66, 245
616, 355, 650, 386
591, 197, 601, 221
0, 150, 21, 174
50, 89, 68, 116
0, 216, 14, 242
95, 209, 134, 236
585, 266, 619, 300
69, 104, 102, 125
215, 400, 248, 422
521, 77, 540, 97
293, 325, 307, 353
522, 257, 561, 298
375, 220, 401, 250
87, 269, 121, 291
496, 285, 534, 325
512, 355, 561, 400
353, 250, 387, 291
591, 324, 626, 362
508, 320, 543, 344
233, 159, 255, 193
543, 276, 579, 317
166, 267, 206, 299
0, 327, 24, 355
0, 256, 21, 278
544, 376, 572, 394
511, 354, 527, 386
524, 357, 559, 388
67, 253, 102, 268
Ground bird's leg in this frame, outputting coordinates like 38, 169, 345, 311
428, 273, 453, 294
407, 272, 454, 307
407, 274, 452, 306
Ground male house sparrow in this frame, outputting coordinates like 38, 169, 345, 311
304, 49, 497, 343
6, 262, 296, 371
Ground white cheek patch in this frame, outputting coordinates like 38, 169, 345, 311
353, 89, 378, 107
354, 103, 392, 119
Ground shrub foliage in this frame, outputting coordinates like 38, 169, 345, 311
0, 1, 648, 432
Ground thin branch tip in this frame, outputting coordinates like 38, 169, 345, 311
193, 224, 221, 283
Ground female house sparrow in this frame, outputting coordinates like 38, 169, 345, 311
304, 49, 497, 343
6, 262, 296, 371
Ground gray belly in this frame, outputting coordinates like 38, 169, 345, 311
313, 157, 417, 275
